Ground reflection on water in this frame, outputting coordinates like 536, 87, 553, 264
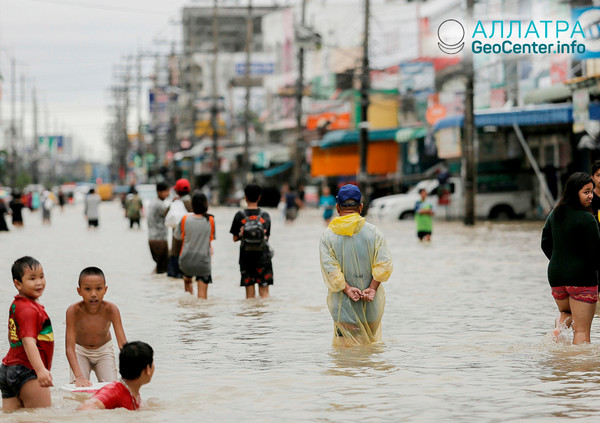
327, 343, 397, 377
3, 204, 600, 421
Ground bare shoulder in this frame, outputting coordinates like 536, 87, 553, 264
103, 301, 122, 317
66, 302, 84, 317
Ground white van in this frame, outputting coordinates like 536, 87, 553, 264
369, 177, 532, 220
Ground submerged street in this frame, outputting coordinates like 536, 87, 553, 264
1, 201, 599, 422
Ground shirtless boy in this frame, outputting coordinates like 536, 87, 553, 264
65, 267, 126, 387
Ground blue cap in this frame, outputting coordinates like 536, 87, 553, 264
336, 184, 361, 205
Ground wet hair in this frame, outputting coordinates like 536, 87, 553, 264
89, 188, 95, 194
338, 201, 361, 212
419, 188, 427, 195
191, 191, 208, 215
592, 160, 600, 175
554, 172, 594, 221
78, 266, 106, 286
156, 182, 169, 192
11, 256, 41, 282
244, 184, 262, 203
119, 341, 154, 380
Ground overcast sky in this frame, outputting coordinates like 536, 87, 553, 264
0, 0, 205, 163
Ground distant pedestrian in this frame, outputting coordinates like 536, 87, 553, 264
278, 183, 289, 221
125, 189, 143, 229
40, 189, 54, 225
319, 186, 336, 225
319, 184, 393, 346
415, 188, 434, 242
84, 188, 102, 229
174, 191, 215, 298
230, 183, 274, 299
165, 179, 193, 278
0, 199, 9, 231
147, 182, 171, 274
9, 192, 24, 228
284, 185, 303, 223
31, 190, 40, 211
58, 189, 66, 212
541, 172, 600, 344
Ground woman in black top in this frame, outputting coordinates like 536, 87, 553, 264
541, 172, 600, 344
0, 199, 8, 231
9, 192, 24, 227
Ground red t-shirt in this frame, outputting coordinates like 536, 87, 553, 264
2, 295, 54, 370
93, 381, 141, 410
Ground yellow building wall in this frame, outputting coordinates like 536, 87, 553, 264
367, 94, 398, 129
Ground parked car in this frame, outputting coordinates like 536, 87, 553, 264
369, 177, 532, 221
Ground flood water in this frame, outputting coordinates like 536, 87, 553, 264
1, 200, 600, 422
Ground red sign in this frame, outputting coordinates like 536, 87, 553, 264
426, 104, 447, 125
306, 112, 351, 131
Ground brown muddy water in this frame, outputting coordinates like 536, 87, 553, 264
1, 201, 598, 422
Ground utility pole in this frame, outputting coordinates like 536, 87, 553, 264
358, 0, 370, 212
210, 0, 220, 205
9, 56, 16, 189
463, 0, 476, 225
136, 47, 146, 182
188, 24, 197, 153
20, 72, 25, 149
31, 86, 38, 184
293, 0, 307, 189
243, 0, 253, 184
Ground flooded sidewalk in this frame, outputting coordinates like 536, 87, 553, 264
1, 201, 598, 422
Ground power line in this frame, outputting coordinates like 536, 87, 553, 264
25, 0, 174, 15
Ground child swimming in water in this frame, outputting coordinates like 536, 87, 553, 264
77, 341, 154, 410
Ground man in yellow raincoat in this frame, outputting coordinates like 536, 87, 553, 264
319, 184, 393, 346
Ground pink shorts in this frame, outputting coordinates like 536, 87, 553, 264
551, 286, 598, 304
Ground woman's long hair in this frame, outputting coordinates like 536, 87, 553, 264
191, 190, 208, 216
553, 172, 593, 221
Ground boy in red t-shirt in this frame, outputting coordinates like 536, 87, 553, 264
78, 341, 154, 411
0, 256, 54, 412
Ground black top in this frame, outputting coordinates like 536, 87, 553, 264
230, 208, 271, 268
591, 192, 600, 223
541, 206, 600, 287
9, 200, 24, 223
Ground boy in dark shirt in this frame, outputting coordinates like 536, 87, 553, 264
0, 256, 54, 411
230, 184, 274, 299
77, 341, 154, 411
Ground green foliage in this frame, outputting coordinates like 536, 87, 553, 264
218, 171, 232, 205
15, 171, 32, 190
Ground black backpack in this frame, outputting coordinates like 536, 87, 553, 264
241, 210, 267, 252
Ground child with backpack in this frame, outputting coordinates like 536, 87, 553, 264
174, 191, 216, 299
229, 184, 273, 299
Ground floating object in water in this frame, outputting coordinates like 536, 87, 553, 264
60, 382, 110, 393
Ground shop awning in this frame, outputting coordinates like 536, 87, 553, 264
395, 127, 427, 143
523, 84, 571, 105
318, 127, 400, 149
432, 103, 573, 133
261, 161, 294, 177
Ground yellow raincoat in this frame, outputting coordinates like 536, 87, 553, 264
319, 213, 393, 346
